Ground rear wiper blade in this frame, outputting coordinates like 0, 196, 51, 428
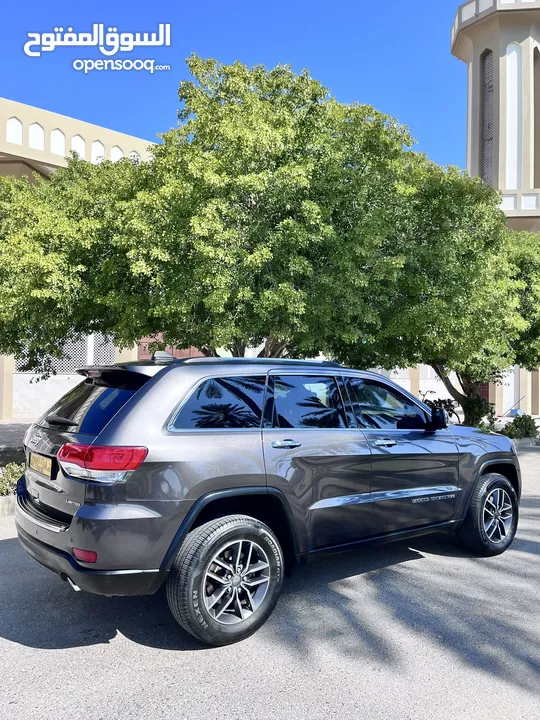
45, 414, 77, 427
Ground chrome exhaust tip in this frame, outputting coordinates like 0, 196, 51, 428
67, 576, 81, 592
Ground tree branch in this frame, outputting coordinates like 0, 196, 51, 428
431, 364, 467, 404
258, 338, 289, 358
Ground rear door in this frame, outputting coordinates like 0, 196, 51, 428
262, 372, 373, 550
344, 375, 461, 535
24, 372, 147, 518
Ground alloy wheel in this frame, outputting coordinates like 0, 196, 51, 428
203, 539, 270, 625
483, 487, 513, 544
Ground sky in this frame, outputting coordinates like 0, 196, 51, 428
0, 0, 467, 168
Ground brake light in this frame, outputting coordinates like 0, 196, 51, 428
57, 444, 148, 483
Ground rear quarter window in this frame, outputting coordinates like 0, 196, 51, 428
171, 376, 267, 430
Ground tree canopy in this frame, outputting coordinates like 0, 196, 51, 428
1, 54, 540, 427
0, 55, 417, 371
328, 157, 530, 423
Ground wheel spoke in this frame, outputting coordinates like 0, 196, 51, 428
486, 518, 498, 538
243, 576, 269, 588
244, 542, 253, 571
234, 590, 244, 620
234, 541, 243, 569
214, 593, 235, 620
498, 519, 507, 539
206, 570, 229, 585
207, 585, 230, 610
243, 586, 255, 612
213, 558, 234, 573
484, 506, 495, 517
244, 560, 269, 575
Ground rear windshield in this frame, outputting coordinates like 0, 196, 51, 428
38, 378, 141, 435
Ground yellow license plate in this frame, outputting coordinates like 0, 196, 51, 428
29, 452, 52, 478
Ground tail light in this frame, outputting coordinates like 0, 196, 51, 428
57, 443, 148, 483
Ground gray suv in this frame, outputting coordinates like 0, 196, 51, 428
16, 357, 521, 646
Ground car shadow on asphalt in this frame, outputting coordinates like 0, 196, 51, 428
1, 527, 539, 693
0, 535, 423, 654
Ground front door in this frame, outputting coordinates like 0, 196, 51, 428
262, 373, 373, 550
344, 376, 461, 535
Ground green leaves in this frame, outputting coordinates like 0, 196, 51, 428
1, 54, 537, 387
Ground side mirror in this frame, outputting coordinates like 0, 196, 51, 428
427, 407, 448, 431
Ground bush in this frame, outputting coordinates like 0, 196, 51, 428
477, 403, 497, 431
0, 462, 24, 496
501, 414, 538, 439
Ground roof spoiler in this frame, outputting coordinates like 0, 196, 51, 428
76, 366, 152, 389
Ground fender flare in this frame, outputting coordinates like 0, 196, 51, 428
160, 486, 301, 571
462, 458, 521, 516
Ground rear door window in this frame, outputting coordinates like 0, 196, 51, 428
172, 376, 267, 429
39, 380, 139, 435
271, 375, 347, 429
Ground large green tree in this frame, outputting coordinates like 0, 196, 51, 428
329, 157, 529, 426
0, 55, 415, 371
1, 56, 538, 428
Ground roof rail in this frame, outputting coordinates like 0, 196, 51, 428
176, 357, 342, 367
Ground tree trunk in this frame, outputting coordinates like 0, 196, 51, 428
431, 364, 488, 427
228, 340, 247, 357
258, 338, 289, 358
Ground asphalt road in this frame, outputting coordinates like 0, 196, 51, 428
1, 452, 539, 720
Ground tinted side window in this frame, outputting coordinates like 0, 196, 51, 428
173, 376, 266, 429
272, 375, 347, 429
347, 378, 425, 430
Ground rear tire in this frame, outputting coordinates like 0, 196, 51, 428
166, 515, 284, 646
456, 473, 518, 556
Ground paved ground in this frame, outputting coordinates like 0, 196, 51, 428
0, 422, 29, 451
0, 452, 539, 720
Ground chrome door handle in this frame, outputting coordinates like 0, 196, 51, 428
373, 438, 397, 448
272, 439, 302, 449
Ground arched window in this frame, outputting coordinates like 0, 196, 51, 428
50, 129, 66, 156
480, 50, 494, 186
534, 48, 540, 188
71, 134, 86, 159
6, 117, 23, 145
506, 43, 522, 191
28, 123, 45, 151
91, 140, 105, 164
110, 145, 123, 162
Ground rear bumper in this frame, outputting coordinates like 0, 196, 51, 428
16, 524, 165, 596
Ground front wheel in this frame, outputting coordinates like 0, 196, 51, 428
166, 515, 284, 646
456, 473, 519, 556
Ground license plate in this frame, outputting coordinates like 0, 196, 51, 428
29, 452, 52, 479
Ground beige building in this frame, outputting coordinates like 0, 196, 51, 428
0, 98, 150, 420
447, 0, 540, 415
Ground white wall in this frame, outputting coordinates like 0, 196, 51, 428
12, 373, 82, 422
